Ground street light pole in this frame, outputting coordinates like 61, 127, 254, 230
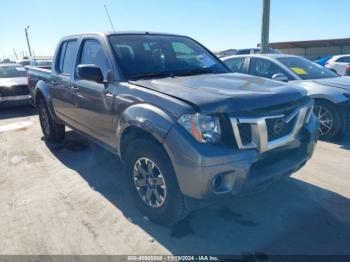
261, 0, 270, 53
24, 26, 33, 57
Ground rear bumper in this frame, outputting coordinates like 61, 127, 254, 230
164, 114, 318, 200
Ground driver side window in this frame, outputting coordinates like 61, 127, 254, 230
79, 39, 110, 79
249, 58, 290, 79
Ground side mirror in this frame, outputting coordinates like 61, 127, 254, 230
77, 64, 104, 83
272, 73, 289, 82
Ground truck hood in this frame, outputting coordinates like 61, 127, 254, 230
0, 77, 28, 87
130, 73, 306, 113
312, 76, 350, 91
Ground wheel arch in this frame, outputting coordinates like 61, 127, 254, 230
116, 103, 176, 161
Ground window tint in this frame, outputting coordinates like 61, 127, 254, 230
224, 57, 245, 73
277, 56, 338, 80
108, 35, 228, 79
58, 40, 77, 75
336, 56, 350, 63
79, 40, 110, 78
249, 58, 289, 79
58, 42, 67, 72
0, 66, 26, 78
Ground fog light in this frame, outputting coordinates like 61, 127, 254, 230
212, 171, 236, 194
212, 175, 224, 190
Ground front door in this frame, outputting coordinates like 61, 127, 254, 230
72, 38, 115, 145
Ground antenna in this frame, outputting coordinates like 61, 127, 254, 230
104, 4, 116, 32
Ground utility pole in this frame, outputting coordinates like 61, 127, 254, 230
24, 26, 33, 57
104, 4, 116, 32
261, 0, 270, 53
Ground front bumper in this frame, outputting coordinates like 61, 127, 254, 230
164, 114, 318, 200
0, 95, 32, 107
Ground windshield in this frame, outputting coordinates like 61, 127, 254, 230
277, 56, 338, 80
108, 34, 229, 80
0, 66, 26, 78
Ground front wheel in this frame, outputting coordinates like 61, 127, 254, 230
314, 100, 341, 140
38, 98, 65, 143
125, 138, 187, 226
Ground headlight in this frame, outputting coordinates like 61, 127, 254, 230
343, 93, 350, 99
178, 114, 221, 143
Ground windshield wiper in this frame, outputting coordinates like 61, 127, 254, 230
129, 72, 174, 80
174, 68, 216, 77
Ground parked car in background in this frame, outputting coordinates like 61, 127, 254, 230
216, 47, 281, 58
314, 55, 333, 66
30, 59, 52, 69
324, 54, 350, 75
16, 59, 31, 67
28, 32, 318, 225
235, 47, 282, 55
222, 54, 350, 139
0, 64, 31, 107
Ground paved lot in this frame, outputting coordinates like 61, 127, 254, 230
0, 106, 349, 256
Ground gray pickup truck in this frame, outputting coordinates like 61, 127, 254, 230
28, 32, 318, 225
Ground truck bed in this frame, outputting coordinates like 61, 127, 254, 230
27, 66, 52, 102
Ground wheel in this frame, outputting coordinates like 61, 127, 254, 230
38, 97, 65, 143
314, 100, 341, 139
125, 138, 187, 226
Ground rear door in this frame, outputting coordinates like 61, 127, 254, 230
71, 38, 115, 145
51, 39, 79, 126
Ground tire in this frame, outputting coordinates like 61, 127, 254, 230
125, 138, 187, 226
38, 97, 65, 143
314, 100, 341, 140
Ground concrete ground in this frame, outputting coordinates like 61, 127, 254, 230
0, 106, 349, 256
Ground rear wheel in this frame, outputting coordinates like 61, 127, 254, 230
314, 100, 341, 140
38, 97, 65, 143
125, 138, 187, 226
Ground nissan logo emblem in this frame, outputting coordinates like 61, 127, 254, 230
273, 119, 285, 135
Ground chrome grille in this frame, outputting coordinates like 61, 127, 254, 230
230, 101, 312, 153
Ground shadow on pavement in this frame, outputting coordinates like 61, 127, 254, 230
49, 131, 350, 255
323, 134, 350, 151
0, 105, 36, 120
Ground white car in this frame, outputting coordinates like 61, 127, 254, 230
325, 54, 350, 75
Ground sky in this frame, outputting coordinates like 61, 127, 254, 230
1, 0, 350, 59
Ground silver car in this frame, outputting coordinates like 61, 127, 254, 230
0, 64, 31, 107
222, 54, 350, 139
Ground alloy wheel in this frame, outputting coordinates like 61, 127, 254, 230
314, 105, 333, 136
133, 157, 167, 208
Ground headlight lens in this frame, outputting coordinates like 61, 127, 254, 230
343, 93, 350, 99
178, 114, 221, 143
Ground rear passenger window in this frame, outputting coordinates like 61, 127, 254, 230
224, 57, 246, 73
58, 40, 77, 75
79, 40, 110, 79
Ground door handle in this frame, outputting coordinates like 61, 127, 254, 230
103, 89, 113, 97
70, 85, 79, 91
